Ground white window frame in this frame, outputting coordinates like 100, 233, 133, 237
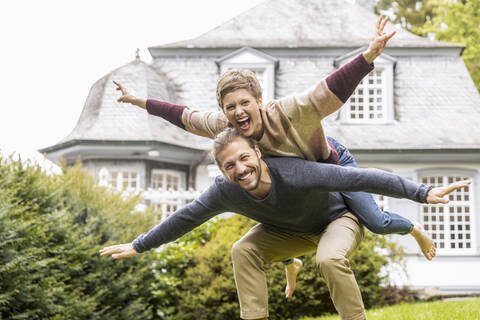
99, 168, 140, 192
216, 47, 278, 102
335, 49, 395, 124
151, 169, 184, 191
419, 170, 476, 255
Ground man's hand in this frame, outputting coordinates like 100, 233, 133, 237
113, 81, 147, 109
363, 15, 396, 64
426, 180, 472, 204
100, 243, 138, 259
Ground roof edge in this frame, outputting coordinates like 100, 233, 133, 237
149, 46, 464, 58
39, 139, 208, 154
350, 148, 480, 153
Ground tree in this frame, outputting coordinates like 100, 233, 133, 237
416, 0, 480, 91
376, 0, 480, 91
0, 157, 160, 319
375, 0, 436, 30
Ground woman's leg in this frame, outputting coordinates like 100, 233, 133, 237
327, 137, 436, 260
327, 136, 413, 235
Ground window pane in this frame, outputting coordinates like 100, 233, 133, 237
347, 69, 386, 122
421, 174, 473, 252
151, 170, 181, 191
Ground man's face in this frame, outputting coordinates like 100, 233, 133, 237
216, 137, 263, 192
222, 89, 264, 140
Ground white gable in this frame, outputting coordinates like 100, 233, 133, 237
216, 47, 278, 102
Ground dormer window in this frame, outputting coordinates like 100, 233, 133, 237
216, 47, 278, 102
335, 49, 396, 124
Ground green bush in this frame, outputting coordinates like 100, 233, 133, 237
0, 155, 407, 319
174, 215, 405, 320
174, 215, 254, 320
0, 157, 160, 319
150, 218, 220, 319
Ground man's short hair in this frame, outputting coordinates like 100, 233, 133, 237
213, 127, 258, 165
216, 69, 263, 109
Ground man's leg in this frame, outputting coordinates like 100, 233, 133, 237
231, 224, 317, 320
315, 213, 366, 320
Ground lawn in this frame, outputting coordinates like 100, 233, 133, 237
301, 298, 480, 320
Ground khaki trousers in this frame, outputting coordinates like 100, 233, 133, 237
231, 213, 366, 320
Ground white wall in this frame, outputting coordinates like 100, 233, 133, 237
360, 160, 480, 293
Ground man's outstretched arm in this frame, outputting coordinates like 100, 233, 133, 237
100, 184, 225, 257
295, 161, 471, 204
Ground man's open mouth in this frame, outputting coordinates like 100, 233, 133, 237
237, 117, 251, 131
238, 170, 253, 181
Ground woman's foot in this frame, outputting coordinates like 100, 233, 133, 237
411, 222, 436, 260
285, 258, 303, 298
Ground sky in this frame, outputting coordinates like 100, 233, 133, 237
0, 0, 266, 169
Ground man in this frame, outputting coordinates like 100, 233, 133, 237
116, 16, 435, 298
113, 15, 429, 302
114, 14, 433, 306
100, 128, 470, 320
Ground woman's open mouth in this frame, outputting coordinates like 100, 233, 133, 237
237, 117, 251, 131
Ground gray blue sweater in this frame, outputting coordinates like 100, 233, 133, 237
133, 157, 432, 253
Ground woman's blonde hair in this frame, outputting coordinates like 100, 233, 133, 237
216, 69, 263, 109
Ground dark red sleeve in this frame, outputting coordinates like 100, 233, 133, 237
146, 99, 188, 130
321, 140, 339, 165
326, 54, 374, 103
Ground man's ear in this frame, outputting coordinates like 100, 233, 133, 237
254, 145, 262, 158
257, 97, 263, 106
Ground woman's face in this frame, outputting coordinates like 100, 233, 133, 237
222, 89, 264, 140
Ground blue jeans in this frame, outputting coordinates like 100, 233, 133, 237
282, 138, 414, 266
328, 137, 413, 235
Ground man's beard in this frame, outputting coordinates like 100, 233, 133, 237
245, 154, 262, 191
252, 155, 262, 190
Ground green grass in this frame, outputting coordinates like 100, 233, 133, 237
301, 298, 480, 320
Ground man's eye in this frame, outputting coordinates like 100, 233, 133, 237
241, 101, 249, 106
241, 155, 249, 160
226, 106, 235, 111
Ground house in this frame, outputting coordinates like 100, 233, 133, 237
40, 0, 480, 295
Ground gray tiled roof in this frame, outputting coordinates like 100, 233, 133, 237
51, 58, 210, 151
152, 0, 459, 49
323, 56, 480, 150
